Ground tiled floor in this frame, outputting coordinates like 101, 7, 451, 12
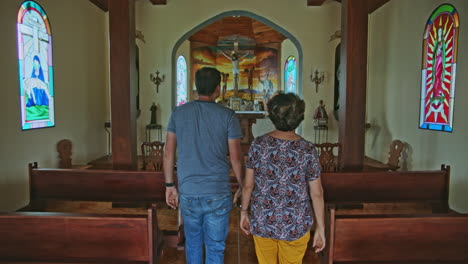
43, 201, 431, 264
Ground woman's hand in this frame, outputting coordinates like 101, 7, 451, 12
312, 227, 326, 253
240, 211, 251, 235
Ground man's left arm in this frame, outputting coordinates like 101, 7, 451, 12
164, 131, 178, 209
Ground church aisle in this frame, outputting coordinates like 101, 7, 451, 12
41, 200, 432, 264
159, 208, 321, 264
42, 200, 321, 263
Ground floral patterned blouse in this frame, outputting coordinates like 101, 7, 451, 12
245, 134, 321, 241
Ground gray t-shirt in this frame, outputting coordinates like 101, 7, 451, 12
167, 100, 242, 195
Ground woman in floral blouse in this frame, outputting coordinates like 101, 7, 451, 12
240, 93, 325, 264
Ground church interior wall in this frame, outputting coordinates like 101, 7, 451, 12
135, 0, 342, 145
367, 0, 468, 212
0, 0, 109, 211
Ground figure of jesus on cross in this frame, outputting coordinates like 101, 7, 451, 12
221, 40, 250, 97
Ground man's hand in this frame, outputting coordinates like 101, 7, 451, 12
233, 187, 242, 205
166, 187, 179, 209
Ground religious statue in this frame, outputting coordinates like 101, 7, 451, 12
313, 100, 328, 126
245, 66, 255, 100
221, 40, 250, 96
258, 72, 274, 110
221, 72, 230, 102
150, 102, 158, 125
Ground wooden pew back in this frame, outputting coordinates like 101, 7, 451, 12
321, 165, 449, 210
28, 162, 167, 204
325, 208, 468, 263
0, 209, 162, 263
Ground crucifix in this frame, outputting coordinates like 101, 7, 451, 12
150, 71, 165, 93
221, 38, 250, 97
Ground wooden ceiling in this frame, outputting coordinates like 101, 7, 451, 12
307, 0, 391, 14
189, 16, 287, 46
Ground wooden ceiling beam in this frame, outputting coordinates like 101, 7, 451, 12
309, 0, 390, 13
89, 0, 108, 12
367, 0, 390, 13
307, 0, 327, 6
149, 0, 167, 5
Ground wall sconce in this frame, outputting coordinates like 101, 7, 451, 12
150, 71, 165, 93
310, 69, 325, 93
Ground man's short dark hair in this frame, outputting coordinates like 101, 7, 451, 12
267, 92, 305, 132
195, 67, 221, 96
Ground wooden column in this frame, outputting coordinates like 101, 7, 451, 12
338, 0, 368, 171
109, 0, 137, 170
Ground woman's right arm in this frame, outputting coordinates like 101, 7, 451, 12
309, 177, 326, 252
240, 168, 255, 235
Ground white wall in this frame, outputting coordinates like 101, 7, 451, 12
135, 0, 341, 144
367, 0, 468, 212
0, 0, 109, 211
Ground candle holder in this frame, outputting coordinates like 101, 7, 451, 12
150, 71, 165, 93
310, 70, 325, 93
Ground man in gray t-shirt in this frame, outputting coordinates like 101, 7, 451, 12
164, 67, 243, 264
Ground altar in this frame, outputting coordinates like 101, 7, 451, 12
236, 111, 267, 154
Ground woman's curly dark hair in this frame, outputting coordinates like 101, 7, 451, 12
267, 92, 305, 132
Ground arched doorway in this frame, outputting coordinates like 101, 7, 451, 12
171, 10, 303, 108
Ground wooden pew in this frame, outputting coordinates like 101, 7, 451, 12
23, 162, 184, 249
0, 208, 163, 263
321, 164, 450, 212
24, 162, 168, 210
324, 208, 468, 264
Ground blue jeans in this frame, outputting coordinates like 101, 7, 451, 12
179, 194, 232, 264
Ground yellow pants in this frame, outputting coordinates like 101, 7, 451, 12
253, 231, 310, 264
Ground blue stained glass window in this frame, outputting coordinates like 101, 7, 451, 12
176, 56, 188, 106
284, 56, 297, 94
17, 1, 55, 130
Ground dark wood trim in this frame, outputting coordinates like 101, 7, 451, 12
328, 208, 336, 264
328, 212, 468, 262
314, 0, 391, 13
367, 0, 390, 13
0, 211, 154, 263
149, 0, 167, 5
322, 168, 449, 206
147, 207, 154, 264
109, 0, 138, 170
89, 0, 109, 12
338, 0, 368, 171
307, 0, 327, 6
28, 166, 169, 203
441, 164, 451, 212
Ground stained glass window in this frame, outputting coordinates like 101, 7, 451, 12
176, 55, 187, 106
420, 4, 459, 132
17, 1, 54, 130
284, 56, 297, 94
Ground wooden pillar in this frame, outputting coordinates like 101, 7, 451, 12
109, 0, 137, 170
338, 0, 368, 171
